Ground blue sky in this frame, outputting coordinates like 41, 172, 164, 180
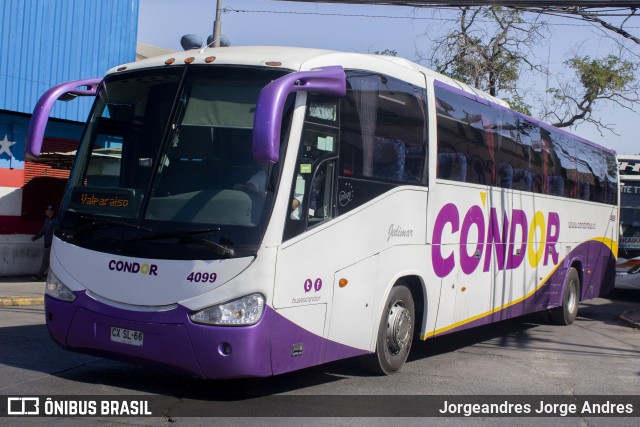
137, 0, 639, 155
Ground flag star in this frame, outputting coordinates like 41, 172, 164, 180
0, 134, 17, 158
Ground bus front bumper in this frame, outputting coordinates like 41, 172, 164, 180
44, 291, 274, 379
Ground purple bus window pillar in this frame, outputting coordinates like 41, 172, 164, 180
26, 78, 102, 157
252, 66, 346, 163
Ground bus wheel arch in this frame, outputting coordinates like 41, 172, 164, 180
571, 260, 584, 300
400, 275, 425, 340
549, 265, 581, 326
361, 277, 422, 375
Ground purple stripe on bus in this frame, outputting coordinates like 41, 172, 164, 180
430, 239, 616, 337
45, 239, 614, 378
45, 292, 368, 379
433, 80, 616, 155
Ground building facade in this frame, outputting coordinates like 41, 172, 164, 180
0, 0, 139, 275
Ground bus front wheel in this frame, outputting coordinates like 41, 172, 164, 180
549, 267, 580, 325
362, 283, 414, 375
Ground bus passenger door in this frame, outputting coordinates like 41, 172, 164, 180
271, 242, 332, 376
271, 111, 340, 374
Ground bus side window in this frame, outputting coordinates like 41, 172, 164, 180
437, 152, 467, 182
497, 163, 513, 189
373, 137, 406, 181
434, 85, 494, 186
496, 113, 544, 194
336, 70, 427, 216
605, 153, 618, 205
543, 129, 574, 198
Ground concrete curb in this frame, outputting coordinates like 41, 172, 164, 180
0, 295, 45, 306
619, 309, 640, 329
0, 276, 46, 306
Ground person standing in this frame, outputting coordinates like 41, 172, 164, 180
31, 205, 57, 281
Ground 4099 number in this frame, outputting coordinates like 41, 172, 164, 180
186, 272, 217, 283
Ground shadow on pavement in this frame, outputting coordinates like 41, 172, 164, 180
0, 291, 637, 401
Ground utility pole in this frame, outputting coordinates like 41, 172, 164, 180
212, 0, 222, 48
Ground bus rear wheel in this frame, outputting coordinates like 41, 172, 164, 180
362, 283, 414, 375
549, 267, 580, 325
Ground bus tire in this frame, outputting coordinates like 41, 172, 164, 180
362, 283, 414, 375
549, 267, 580, 325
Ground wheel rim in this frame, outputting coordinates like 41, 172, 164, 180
567, 280, 577, 313
386, 300, 412, 356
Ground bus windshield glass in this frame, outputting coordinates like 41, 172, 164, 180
57, 66, 292, 260
620, 181, 640, 251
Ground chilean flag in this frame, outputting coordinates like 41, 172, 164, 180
0, 125, 25, 188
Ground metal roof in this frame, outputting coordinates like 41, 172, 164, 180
136, 42, 175, 61
0, 0, 139, 122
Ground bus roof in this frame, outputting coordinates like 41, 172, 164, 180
619, 154, 640, 161
106, 45, 508, 107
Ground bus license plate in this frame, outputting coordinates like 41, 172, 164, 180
110, 326, 144, 347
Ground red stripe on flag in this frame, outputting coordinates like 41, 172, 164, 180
0, 168, 25, 188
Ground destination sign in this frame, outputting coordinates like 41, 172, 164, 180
69, 187, 137, 214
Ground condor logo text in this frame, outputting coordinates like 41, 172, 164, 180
108, 260, 158, 276
432, 202, 560, 278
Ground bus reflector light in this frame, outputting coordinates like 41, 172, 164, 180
205, 56, 216, 63
189, 293, 265, 326
339, 278, 348, 288
165, 58, 175, 65
185, 57, 195, 64
45, 273, 76, 302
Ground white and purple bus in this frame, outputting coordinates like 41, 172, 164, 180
616, 155, 640, 290
27, 47, 619, 378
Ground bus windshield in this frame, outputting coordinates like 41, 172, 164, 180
620, 180, 640, 252
57, 66, 292, 260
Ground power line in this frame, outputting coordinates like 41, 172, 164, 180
274, 0, 640, 8
223, 7, 640, 28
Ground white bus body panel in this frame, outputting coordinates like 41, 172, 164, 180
428, 182, 618, 335
274, 187, 428, 351
51, 239, 269, 308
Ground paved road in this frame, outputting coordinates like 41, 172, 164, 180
0, 290, 638, 426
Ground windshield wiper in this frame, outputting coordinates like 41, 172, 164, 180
125, 227, 220, 241
125, 228, 235, 257
61, 216, 153, 238
174, 235, 235, 257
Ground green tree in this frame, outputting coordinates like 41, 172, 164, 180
427, 6, 638, 130
428, 6, 546, 110
544, 54, 638, 131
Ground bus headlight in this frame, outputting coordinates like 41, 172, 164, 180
189, 293, 265, 326
45, 273, 76, 302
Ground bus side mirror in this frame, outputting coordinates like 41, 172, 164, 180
252, 66, 346, 163
26, 78, 102, 157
